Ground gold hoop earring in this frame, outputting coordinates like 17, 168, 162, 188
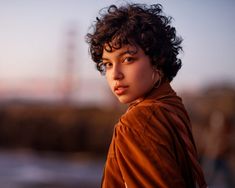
152, 71, 155, 81
152, 68, 162, 89
152, 66, 159, 82
154, 76, 161, 89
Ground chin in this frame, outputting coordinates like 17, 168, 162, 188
117, 98, 129, 104
117, 96, 136, 104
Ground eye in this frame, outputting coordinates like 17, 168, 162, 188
123, 57, 135, 63
102, 62, 113, 69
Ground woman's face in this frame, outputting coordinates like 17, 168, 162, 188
102, 44, 155, 104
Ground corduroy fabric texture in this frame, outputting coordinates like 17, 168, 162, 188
101, 81, 207, 188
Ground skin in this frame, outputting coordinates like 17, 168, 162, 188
102, 44, 159, 104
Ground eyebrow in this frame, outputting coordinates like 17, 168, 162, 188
102, 50, 137, 61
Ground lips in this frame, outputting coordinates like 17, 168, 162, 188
114, 85, 129, 95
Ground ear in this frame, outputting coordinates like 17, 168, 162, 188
152, 67, 163, 80
152, 56, 165, 69
152, 66, 158, 72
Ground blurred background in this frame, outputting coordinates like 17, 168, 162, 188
0, 0, 234, 187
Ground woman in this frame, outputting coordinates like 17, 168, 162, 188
86, 3, 207, 188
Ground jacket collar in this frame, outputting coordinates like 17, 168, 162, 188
128, 80, 176, 110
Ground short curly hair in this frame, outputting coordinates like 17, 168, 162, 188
86, 3, 183, 82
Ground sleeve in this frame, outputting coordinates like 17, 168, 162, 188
101, 138, 126, 188
114, 106, 187, 188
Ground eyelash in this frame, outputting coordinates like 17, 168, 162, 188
123, 57, 134, 63
101, 56, 136, 69
102, 62, 112, 68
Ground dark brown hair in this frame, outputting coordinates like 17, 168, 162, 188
86, 3, 183, 82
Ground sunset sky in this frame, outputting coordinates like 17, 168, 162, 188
0, 0, 234, 102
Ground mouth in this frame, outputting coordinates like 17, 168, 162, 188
114, 85, 129, 95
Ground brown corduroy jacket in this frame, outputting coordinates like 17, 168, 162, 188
101, 81, 207, 188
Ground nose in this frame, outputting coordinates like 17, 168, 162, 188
112, 64, 124, 80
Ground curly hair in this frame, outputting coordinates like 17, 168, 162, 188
86, 3, 183, 82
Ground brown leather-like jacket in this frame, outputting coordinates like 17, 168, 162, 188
101, 81, 207, 188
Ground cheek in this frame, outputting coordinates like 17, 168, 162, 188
131, 64, 152, 84
105, 73, 113, 88
131, 68, 154, 94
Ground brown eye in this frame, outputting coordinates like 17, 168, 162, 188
123, 57, 134, 63
103, 62, 113, 69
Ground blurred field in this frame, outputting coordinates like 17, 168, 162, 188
0, 104, 125, 155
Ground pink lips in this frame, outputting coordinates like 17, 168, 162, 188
114, 85, 129, 95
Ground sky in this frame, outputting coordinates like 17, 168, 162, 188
0, 0, 235, 102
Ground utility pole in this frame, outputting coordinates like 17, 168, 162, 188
63, 25, 77, 104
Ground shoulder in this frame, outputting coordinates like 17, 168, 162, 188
117, 101, 174, 138
113, 101, 181, 163
119, 101, 157, 130
120, 100, 177, 127
117, 99, 190, 143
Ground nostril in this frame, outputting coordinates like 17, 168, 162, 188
113, 71, 124, 80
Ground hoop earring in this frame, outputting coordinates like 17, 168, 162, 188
154, 76, 161, 89
152, 71, 155, 81
152, 68, 162, 89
